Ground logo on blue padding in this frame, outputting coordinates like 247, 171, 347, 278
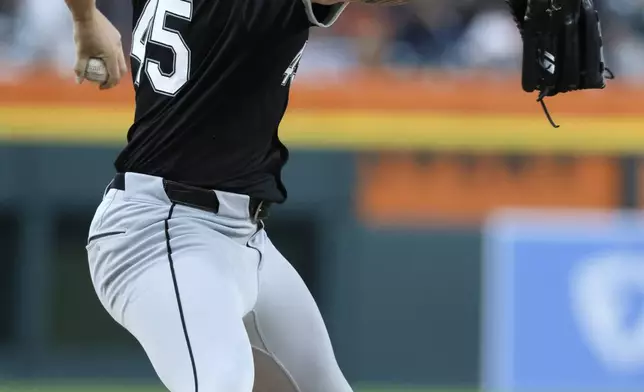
482, 210, 644, 392
571, 253, 644, 373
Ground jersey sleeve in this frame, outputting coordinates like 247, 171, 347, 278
242, 0, 347, 33
301, 1, 348, 28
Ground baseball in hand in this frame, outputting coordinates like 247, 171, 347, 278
84, 58, 108, 84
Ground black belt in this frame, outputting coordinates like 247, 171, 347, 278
108, 173, 270, 220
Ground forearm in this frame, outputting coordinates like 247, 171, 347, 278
65, 0, 96, 22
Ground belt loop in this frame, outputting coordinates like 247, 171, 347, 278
103, 179, 114, 197
253, 200, 264, 222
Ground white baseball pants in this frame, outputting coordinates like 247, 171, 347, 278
86, 172, 352, 392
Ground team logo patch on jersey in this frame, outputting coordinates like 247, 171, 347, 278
282, 41, 308, 87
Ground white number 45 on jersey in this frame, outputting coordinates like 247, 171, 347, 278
132, 0, 193, 96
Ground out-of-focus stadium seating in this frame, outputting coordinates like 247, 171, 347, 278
1, 0, 644, 78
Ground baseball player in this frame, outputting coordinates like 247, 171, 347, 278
65, 0, 408, 391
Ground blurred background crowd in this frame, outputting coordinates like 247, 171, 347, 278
1, 0, 644, 79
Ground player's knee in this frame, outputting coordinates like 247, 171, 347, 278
159, 354, 254, 392
163, 370, 254, 392
197, 352, 255, 392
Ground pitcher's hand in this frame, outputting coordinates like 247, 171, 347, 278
72, 8, 127, 89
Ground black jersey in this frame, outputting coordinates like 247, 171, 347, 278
115, 0, 346, 203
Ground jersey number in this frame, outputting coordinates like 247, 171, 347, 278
131, 0, 193, 96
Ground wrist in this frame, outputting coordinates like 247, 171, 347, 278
66, 1, 96, 23
72, 8, 96, 23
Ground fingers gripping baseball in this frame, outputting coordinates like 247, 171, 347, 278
73, 9, 127, 89
80, 58, 109, 85
73, 57, 90, 84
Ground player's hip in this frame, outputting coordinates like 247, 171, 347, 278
86, 172, 266, 321
86, 172, 266, 264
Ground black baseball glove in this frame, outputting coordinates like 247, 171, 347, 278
507, 0, 614, 127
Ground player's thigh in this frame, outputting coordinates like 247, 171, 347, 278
89, 214, 259, 392
247, 232, 353, 392
121, 245, 256, 392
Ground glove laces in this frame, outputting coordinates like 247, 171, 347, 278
537, 67, 615, 128
537, 88, 559, 128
